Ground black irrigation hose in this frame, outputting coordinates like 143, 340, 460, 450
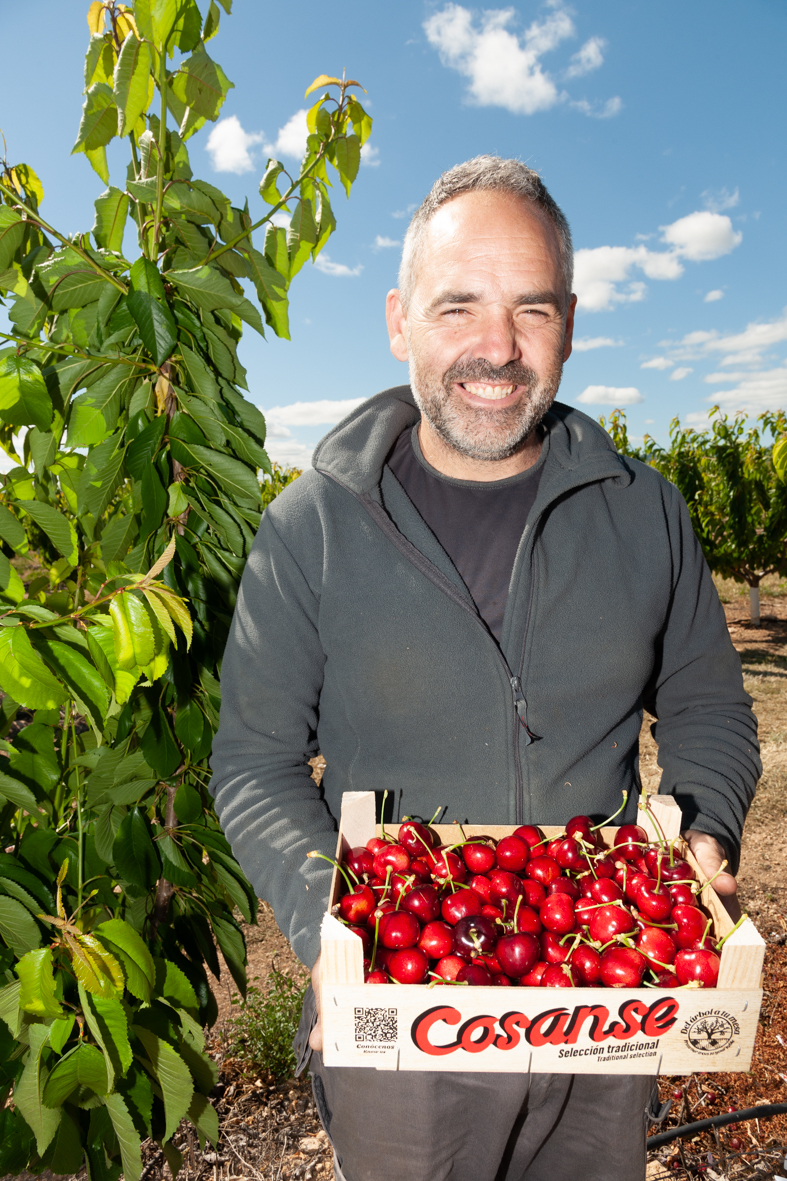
648, 1103, 787, 1148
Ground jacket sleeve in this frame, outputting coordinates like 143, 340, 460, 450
643, 482, 761, 873
208, 505, 336, 969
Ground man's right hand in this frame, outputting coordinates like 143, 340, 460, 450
309, 953, 323, 1051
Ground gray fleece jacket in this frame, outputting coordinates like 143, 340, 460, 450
209, 386, 760, 968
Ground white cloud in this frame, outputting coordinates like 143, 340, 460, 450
671, 311, 787, 368
703, 368, 787, 414
576, 385, 644, 406
264, 439, 315, 468
574, 210, 742, 312
206, 115, 265, 173
565, 36, 605, 79
361, 144, 380, 167
423, 3, 619, 119
314, 254, 363, 277
702, 186, 740, 214
392, 204, 417, 219
270, 210, 291, 229
374, 235, 400, 249
670, 367, 694, 381
641, 357, 674, 370
704, 289, 725, 302
266, 399, 368, 427
273, 109, 309, 160
572, 336, 623, 351
660, 211, 742, 262
703, 372, 751, 384
571, 96, 623, 119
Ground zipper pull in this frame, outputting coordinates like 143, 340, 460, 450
510, 676, 535, 744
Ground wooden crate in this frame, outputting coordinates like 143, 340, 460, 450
320, 792, 764, 1073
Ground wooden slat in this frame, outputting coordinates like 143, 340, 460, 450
717, 918, 766, 990
321, 912, 363, 984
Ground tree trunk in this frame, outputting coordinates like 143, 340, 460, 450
152, 781, 178, 931
749, 580, 761, 627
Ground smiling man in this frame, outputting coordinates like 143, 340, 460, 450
210, 157, 759, 1181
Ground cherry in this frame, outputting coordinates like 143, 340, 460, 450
491, 974, 513, 986
548, 877, 581, 901
418, 920, 455, 959
613, 824, 648, 861
654, 970, 680, 987
410, 858, 432, 882
433, 954, 466, 981
388, 947, 429, 984
728, 1136, 742, 1151
389, 872, 416, 902
338, 884, 375, 925
704, 1090, 717, 1103
554, 837, 584, 871
462, 841, 496, 874
522, 879, 547, 908
636, 925, 677, 970
588, 903, 636, 943
525, 856, 561, 886
658, 856, 695, 884
520, 961, 548, 986
428, 848, 467, 884
575, 898, 596, 928
668, 882, 696, 907
509, 904, 542, 936
441, 887, 482, 926
481, 903, 505, 921
671, 904, 708, 949
456, 962, 493, 986
672, 1088, 683, 1101
375, 945, 394, 970
366, 836, 389, 855
545, 837, 564, 861
565, 815, 594, 844
594, 853, 617, 879
495, 835, 530, 872
599, 946, 646, 988
364, 968, 390, 983
347, 925, 373, 955
379, 911, 420, 950
589, 878, 624, 904
637, 881, 674, 922
467, 874, 493, 902
690, 932, 719, 952
540, 930, 571, 964
398, 820, 436, 857
454, 915, 498, 959
496, 931, 540, 978
541, 962, 578, 987
513, 824, 545, 852
402, 884, 441, 923
539, 893, 576, 935
675, 947, 720, 988
475, 952, 504, 975
623, 871, 651, 905
373, 844, 411, 878
489, 869, 526, 907
345, 846, 375, 877
569, 944, 601, 985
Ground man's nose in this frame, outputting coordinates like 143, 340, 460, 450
470, 309, 520, 368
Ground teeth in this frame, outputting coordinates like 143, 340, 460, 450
463, 383, 515, 400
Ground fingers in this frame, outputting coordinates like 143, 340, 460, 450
309, 954, 323, 1052
684, 829, 742, 921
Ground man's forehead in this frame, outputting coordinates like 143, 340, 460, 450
424, 190, 557, 251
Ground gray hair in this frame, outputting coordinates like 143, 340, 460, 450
398, 155, 574, 310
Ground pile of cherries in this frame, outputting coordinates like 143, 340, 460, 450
328, 809, 730, 989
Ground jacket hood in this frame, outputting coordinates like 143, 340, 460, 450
311, 384, 632, 496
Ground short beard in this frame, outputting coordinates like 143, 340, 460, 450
408, 352, 563, 463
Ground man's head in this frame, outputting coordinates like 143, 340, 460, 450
386, 156, 576, 470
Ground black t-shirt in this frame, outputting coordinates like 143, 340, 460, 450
387, 426, 544, 643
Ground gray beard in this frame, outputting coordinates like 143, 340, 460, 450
408, 354, 563, 463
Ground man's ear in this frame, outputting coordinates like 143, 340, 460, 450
563, 294, 578, 363
386, 290, 409, 362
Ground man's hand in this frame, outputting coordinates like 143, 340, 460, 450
309, 953, 323, 1052
683, 830, 741, 921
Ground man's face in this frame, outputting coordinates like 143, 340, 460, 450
387, 191, 576, 462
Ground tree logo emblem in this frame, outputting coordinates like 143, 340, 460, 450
683, 1011, 738, 1054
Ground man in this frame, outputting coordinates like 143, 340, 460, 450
210, 157, 759, 1181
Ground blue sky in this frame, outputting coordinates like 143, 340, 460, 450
2, 0, 785, 467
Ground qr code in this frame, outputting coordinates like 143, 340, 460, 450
354, 1006, 398, 1043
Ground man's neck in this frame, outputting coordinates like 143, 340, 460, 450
417, 419, 544, 482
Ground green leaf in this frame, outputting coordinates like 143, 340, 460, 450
114, 32, 153, 136
93, 187, 130, 252
43, 1042, 108, 1106
774, 437, 787, 480
188, 1092, 218, 1148
95, 919, 155, 1002
332, 134, 361, 197
99, 513, 138, 564
176, 440, 262, 502
69, 931, 125, 998
0, 208, 25, 272
79, 984, 133, 1087
221, 383, 267, 444
169, 44, 233, 123
16, 947, 64, 1018
113, 807, 161, 888
242, 247, 290, 338
47, 1107, 83, 1177
49, 1015, 76, 1056
127, 176, 159, 203
84, 32, 115, 89
127, 258, 178, 366
168, 264, 265, 336
209, 912, 246, 996
17, 500, 78, 564
203, 0, 221, 39
77, 431, 127, 516
134, 1027, 194, 1143
157, 834, 198, 887
67, 363, 135, 447
154, 957, 199, 1011
104, 1092, 144, 1181
110, 591, 155, 670
163, 180, 220, 225
88, 619, 141, 704
0, 504, 25, 549
140, 705, 180, 777
0, 628, 67, 712
173, 704, 209, 760
0, 552, 25, 605
287, 198, 318, 279
73, 82, 118, 154
0, 979, 22, 1038
0, 350, 53, 431
0, 770, 38, 813
86, 142, 110, 182
14, 1024, 60, 1156
33, 637, 110, 730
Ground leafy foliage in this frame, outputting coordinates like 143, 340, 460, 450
225, 967, 308, 1081
0, 0, 369, 1173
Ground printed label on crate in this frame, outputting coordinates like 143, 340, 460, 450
681, 1009, 740, 1056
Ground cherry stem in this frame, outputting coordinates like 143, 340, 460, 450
592, 790, 628, 832
698, 860, 729, 893
716, 912, 748, 950
380, 790, 388, 843
429, 806, 443, 826
513, 895, 523, 928
307, 850, 354, 893
641, 795, 669, 850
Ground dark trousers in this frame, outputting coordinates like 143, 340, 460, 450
294, 988, 661, 1181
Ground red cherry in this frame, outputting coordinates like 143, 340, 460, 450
728, 1136, 742, 1151
588, 903, 636, 943
489, 870, 526, 907
441, 887, 482, 926
495, 932, 540, 978
453, 915, 498, 959
672, 1088, 684, 1100
525, 856, 561, 886
513, 824, 545, 852
364, 968, 390, 983
366, 837, 389, 855
410, 858, 432, 882
338, 884, 375, 925
636, 925, 677, 970
456, 962, 493, 986
654, 970, 680, 987
539, 893, 576, 935
345, 847, 375, 877
402, 884, 441, 923
589, 878, 624, 904
433, 954, 466, 981
668, 882, 696, 907
545, 837, 564, 861
379, 911, 420, 950
554, 837, 584, 870
509, 904, 542, 936
565, 815, 594, 844
599, 946, 646, 987
372, 844, 411, 878
418, 920, 455, 959
481, 903, 505, 921
675, 948, 720, 988
671, 904, 707, 949
520, 961, 548, 986
541, 962, 578, 987
388, 947, 429, 983
594, 853, 617, 879
548, 877, 581, 900
366, 899, 396, 930
491, 973, 513, 986
522, 879, 547, 908
428, 848, 467, 884
467, 874, 493, 902
637, 881, 674, 922
346, 925, 372, 955
495, 835, 530, 872
575, 898, 596, 928
658, 856, 695, 885
613, 824, 648, 861
398, 820, 436, 857
462, 841, 497, 874
475, 952, 503, 975
569, 944, 601, 985
540, 930, 571, 964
